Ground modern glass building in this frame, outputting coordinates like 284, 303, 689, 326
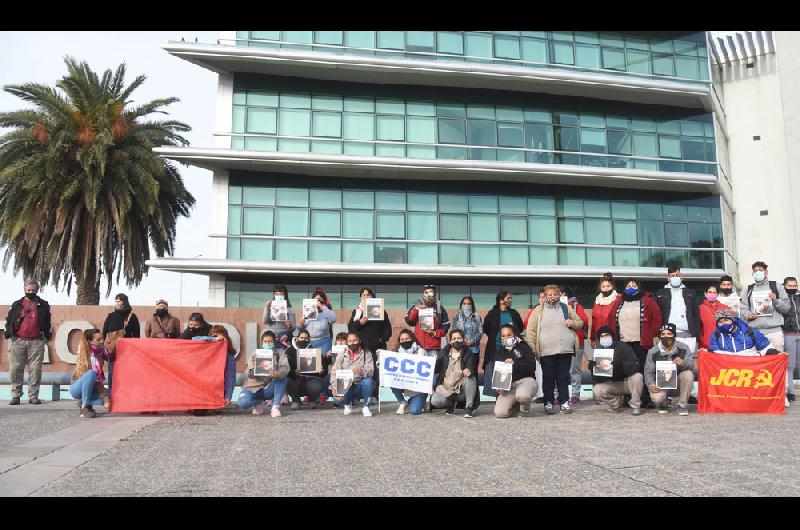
150, 30, 734, 309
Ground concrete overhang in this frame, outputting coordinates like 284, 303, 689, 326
154, 146, 719, 194
147, 257, 725, 280
163, 42, 713, 111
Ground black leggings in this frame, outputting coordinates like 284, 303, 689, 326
540, 353, 572, 405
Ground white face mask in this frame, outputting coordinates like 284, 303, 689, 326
275, 295, 285, 301
502, 337, 516, 348
599, 337, 614, 348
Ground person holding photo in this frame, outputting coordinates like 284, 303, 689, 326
590, 326, 644, 416
392, 329, 435, 416
320, 332, 349, 406
644, 324, 694, 415
483, 291, 524, 399
299, 292, 337, 366
405, 285, 450, 358
284, 329, 327, 410
69, 329, 110, 418
329, 332, 375, 416
262, 284, 296, 337
210, 325, 238, 407
431, 329, 478, 417
741, 261, 790, 351
238, 331, 290, 418
493, 324, 537, 418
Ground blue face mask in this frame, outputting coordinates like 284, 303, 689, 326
669, 277, 682, 288
719, 323, 735, 334
624, 287, 639, 296
753, 271, 766, 283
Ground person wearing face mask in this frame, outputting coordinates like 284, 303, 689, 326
144, 299, 181, 339
391, 329, 435, 416
329, 332, 375, 416
283, 329, 327, 410
483, 290, 524, 399
644, 324, 694, 415
655, 266, 701, 356
717, 275, 742, 317
238, 331, 290, 418
348, 287, 393, 404
102, 293, 140, 398
698, 285, 730, 351
780, 277, 800, 402
262, 284, 297, 337
590, 273, 619, 347
180, 312, 212, 339
405, 285, 450, 358
524, 285, 583, 415
493, 324, 538, 418
559, 285, 590, 408
590, 326, 644, 415
709, 309, 779, 357
741, 261, 790, 352
5, 279, 52, 405
431, 329, 479, 417
298, 292, 337, 365
606, 279, 662, 408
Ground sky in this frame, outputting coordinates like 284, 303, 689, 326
0, 31, 219, 307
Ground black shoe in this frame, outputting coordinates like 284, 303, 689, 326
463, 406, 474, 418
81, 406, 97, 418
190, 409, 209, 416
688, 396, 698, 405
534, 397, 545, 404
29, 398, 42, 405
788, 393, 796, 402
445, 404, 456, 415
9, 397, 20, 406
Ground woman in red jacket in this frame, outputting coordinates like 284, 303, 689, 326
590, 273, 620, 346
698, 284, 730, 350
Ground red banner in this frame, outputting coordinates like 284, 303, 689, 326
110, 338, 227, 413
698, 351, 787, 415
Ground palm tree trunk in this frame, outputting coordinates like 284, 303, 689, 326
76, 276, 100, 305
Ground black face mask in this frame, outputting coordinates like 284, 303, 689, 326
719, 288, 732, 296
787, 289, 798, 296
188, 326, 203, 336
601, 290, 613, 297
156, 308, 168, 318
661, 336, 676, 348
24, 293, 36, 300
450, 341, 464, 351
399, 340, 414, 350
296, 340, 311, 349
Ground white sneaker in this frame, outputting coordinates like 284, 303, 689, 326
343, 404, 352, 415
270, 406, 281, 418
395, 402, 407, 415
786, 397, 791, 408
362, 406, 372, 417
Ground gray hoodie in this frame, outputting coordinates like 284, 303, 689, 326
741, 280, 790, 335
644, 341, 693, 388
300, 306, 337, 340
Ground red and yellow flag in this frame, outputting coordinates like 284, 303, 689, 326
698, 351, 787, 415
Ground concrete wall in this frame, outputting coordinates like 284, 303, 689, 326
720, 35, 800, 286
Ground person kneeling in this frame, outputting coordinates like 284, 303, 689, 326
494, 325, 538, 418
237, 331, 290, 418
392, 329, 435, 415
431, 329, 478, 418
329, 332, 374, 417
645, 324, 695, 416
591, 326, 645, 416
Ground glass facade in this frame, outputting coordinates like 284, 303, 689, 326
226, 177, 724, 270
231, 84, 717, 175
234, 31, 710, 82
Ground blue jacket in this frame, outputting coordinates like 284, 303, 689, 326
709, 318, 773, 354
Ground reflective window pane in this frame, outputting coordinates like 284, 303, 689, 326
440, 214, 468, 240
310, 210, 341, 237
342, 210, 374, 238
274, 208, 309, 237
242, 207, 274, 235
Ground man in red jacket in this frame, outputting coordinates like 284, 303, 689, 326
405, 285, 450, 358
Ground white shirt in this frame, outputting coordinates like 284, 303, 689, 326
668, 285, 689, 332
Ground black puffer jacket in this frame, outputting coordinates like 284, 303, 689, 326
493, 340, 536, 382
588, 341, 640, 383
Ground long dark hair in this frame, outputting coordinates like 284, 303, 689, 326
115, 293, 132, 313
397, 328, 417, 344
495, 290, 511, 308
459, 296, 476, 310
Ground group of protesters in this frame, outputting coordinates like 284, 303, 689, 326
5, 259, 798, 420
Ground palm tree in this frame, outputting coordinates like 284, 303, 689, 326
0, 57, 195, 304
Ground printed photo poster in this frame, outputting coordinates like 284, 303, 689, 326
592, 349, 614, 377
331, 344, 346, 363
366, 298, 384, 321
253, 349, 273, 377
419, 308, 435, 331
299, 348, 322, 373
492, 361, 513, 391
656, 361, 678, 390
302, 299, 318, 321
752, 290, 774, 317
718, 293, 742, 317
271, 299, 288, 321
335, 369, 354, 396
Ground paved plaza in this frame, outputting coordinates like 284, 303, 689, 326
0, 397, 797, 497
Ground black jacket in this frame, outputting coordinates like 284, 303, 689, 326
436, 344, 478, 376
179, 322, 211, 340
4, 296, 52, 340
493, 340, 536, 382
655, 287, 701, 338
347, 309, 392, 352
482, 306, 524, 368
589, 341, 640, 383
103, 311, 140, 338
285, 345, 328, 379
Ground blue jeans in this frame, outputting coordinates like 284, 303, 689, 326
237, 378, 288, 410
311, 336, 333, 357
107, 361, 113, 398
391, 388, 428, 414
483, 362, 498, 397
334, 378, 374, 406
69, 371, 103, 407
224, 353, 236, 401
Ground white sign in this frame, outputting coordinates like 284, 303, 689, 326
656, 361, 678, 390
492, 361, 513, 391
377, 349, 436, 394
